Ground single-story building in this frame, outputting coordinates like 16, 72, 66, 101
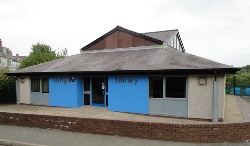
7, 26, 239, 121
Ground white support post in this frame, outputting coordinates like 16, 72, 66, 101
16, 80, 20, 105
213, 81, 218, 122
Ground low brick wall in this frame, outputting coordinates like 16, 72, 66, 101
0, 112, 249, 143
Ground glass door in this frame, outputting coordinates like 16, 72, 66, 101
92, 78, 105, 107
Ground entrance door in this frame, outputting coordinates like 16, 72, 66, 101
92, 78, 105, 107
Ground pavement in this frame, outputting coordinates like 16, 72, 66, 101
236, 96, 250, 121
0, 95, 250, 145
224, 95, 244, 121
0, 104, 211, 124
0, 138, 46, 146
0, 125, 249, 146
0, 95, 247, 123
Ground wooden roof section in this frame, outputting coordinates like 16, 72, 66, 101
81, 26, 165, 51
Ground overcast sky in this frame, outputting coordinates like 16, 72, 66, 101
1, 0, 249, 67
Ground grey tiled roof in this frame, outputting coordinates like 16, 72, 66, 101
143, 30, 178, 42
9, 46, 236, 74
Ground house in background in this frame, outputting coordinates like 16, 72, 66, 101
0, 39, 25, 70
7, 26, 239, 122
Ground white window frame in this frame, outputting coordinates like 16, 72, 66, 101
149, 75, 188, 99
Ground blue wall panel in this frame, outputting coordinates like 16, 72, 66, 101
77, 78, 83, 107
49, 77, 83, 108
108, 76, 149, 114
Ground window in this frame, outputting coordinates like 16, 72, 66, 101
165, 77, 186, 98
149, 76, 163, 98
149, 76, 186, 99
106, 76, 108, 92
7, 60, 11, 66
3, 48, 6, 54
31, 77, 49, 93
31, 78, 40, 92
84, 77, 90, 91
42, 78, 49, 93
84, 94, 90, 105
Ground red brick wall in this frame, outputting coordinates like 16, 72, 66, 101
0, 112, 249, 143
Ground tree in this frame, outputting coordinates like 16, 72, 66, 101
226, 65, 250, 94
0, 68, 15, 103
19, 43, 67, 69
237, 65, 250, 74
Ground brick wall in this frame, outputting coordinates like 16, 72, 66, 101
0, 112, 249, 143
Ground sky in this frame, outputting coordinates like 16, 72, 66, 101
0, 0, 250, 67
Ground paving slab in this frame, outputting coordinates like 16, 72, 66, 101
0, 125, 249, 146
0, 104, 210, 124
224, 95, 244, 121
236, 96, 250, 121
0, 95, 247, 123
0, 139, 46, 146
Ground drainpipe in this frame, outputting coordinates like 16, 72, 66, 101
16, 79, 20, 105
233, 75, 236, 96
212, 71, 218, 122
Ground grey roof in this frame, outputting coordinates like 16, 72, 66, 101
8, 46, 237, 75
143, 30, 179, 42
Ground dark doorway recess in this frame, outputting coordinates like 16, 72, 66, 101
92, 78, 105, 107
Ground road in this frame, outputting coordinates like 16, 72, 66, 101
0, 125, 249, 146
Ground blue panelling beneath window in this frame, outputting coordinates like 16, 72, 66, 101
77, 77, 83, 107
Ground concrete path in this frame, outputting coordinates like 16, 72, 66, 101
0, 104, 210, 124
0, 96, 249, 145
1, 96, 245, 123
0, 95, 247, 124
237, 96, 250, 121
224, 95, 244, 121
0, 125, 249, 146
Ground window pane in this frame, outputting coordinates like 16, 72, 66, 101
84, 94, 90, 105
149, 76, 163, 98
31, 78, 40, 92
165, 77, 186, 98
106, 76, 108, 92
42, 78, 49, 93
84, 77, 90, 91
106, 95, 108, 106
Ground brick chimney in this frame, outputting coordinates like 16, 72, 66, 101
0, 39, 2, 47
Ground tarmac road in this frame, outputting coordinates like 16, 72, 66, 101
0, 125, 249, 146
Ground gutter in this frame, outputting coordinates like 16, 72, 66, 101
5, 68, 240, 77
